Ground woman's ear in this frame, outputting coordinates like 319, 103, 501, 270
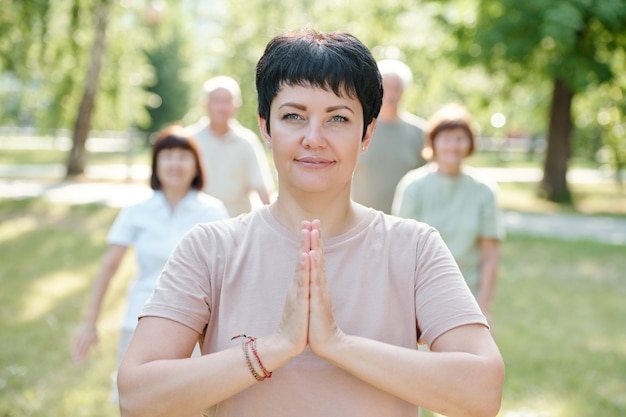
257, 115, 271, 148
360, 119, 377, 151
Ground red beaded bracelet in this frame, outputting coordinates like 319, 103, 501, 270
242, 341, 264, 381
250, 338, 272, 379
231, 334, 271, 381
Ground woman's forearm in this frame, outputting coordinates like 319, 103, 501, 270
118, 330, 298, 417
318, 329, 504, 417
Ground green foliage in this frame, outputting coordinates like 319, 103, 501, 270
142, 7, 194, 133
0, 0, 156, 130
444, 0, 626, 92
0, 0, 50, 74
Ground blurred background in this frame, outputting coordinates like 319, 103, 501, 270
1, 1, 625, 416
0, 0, 624, 197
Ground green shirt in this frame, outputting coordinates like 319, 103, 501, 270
393, 163, 505, 294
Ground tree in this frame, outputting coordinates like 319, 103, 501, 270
143, 7, 193, 133
66, 0, 112, 176
431, 0, 626, 202
0, 0, 167, 172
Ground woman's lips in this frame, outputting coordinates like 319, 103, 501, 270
295, 156, 334, 168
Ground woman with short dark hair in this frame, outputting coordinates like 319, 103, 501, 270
118, 30, 504, 417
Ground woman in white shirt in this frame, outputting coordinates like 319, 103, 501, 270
71, 124, 228, 401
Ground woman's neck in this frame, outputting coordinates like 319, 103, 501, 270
161, 187, 190, 211
435, 161, 462, 176
269, 192, 363, 237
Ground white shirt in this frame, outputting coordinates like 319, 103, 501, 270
107, 189, 228, 330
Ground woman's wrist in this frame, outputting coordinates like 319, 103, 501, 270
310, 330, 351, 362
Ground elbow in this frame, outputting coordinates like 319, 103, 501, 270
453, 354, 504, 417
460, 383, 503, 417
474, 393, 503, 417
117, 367, 146, 417
117, 373, 134, 417
475, 355, 505, 417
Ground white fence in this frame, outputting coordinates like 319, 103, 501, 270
478, 136, 547, 154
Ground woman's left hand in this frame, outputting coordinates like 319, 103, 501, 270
306, 220, 345, 357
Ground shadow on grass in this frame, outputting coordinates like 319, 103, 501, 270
0, 198, 127, 417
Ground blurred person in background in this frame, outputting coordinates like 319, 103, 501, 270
351, 58, 426, 214
71, 124, 228, 403
393, 103, 505, 325
186, 76, 275, 216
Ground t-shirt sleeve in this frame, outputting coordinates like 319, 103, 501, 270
139, 224, 213, 334
414, 227, 488, 346
106, 207, 134, 246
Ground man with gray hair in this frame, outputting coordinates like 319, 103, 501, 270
187, 76, 275, 216
351, 59, 426, 214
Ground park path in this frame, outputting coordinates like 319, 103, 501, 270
1, 163, 625, 245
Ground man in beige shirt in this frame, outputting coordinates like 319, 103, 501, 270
187, 76, 275, 216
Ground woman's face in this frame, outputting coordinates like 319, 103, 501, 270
156, 147, 197, 191
259, 84, 374, 194
432, 127, 472, 169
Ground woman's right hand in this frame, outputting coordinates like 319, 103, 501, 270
71, 321, 99, 364
271, 221, 315, 358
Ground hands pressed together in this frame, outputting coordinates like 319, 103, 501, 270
275, 219, 345, 360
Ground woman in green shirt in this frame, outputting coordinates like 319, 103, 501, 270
393, 103, 505, 325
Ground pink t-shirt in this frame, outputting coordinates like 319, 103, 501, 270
141, 206, 487, 417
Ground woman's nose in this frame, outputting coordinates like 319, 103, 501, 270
301, 120, 325, 148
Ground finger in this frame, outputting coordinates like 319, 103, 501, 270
301, 220, 312, 232
301, 221, 313, 251
309, 225, 326, 285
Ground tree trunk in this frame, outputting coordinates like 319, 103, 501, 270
66, 0, 112, 177
539, 77, 574, 202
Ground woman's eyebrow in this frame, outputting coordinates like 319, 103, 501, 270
277, 103, 355, 114
326, 105, 354, 114
278, 102, 306, 110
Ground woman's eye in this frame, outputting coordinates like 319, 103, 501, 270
331, 115, 348, 123
283, 113, 301, 121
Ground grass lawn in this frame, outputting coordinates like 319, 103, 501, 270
1, 198, 625, 417
497, 182, 626, 217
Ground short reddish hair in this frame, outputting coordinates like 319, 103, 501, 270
424, 103, 476, 160
150, 124, 205, 191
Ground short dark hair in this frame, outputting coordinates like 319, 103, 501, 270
256, 28, 382, 139
150, 124, 205, 191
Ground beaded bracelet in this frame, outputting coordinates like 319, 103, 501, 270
231, 334, 272, 381
250, 338, 272, 379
